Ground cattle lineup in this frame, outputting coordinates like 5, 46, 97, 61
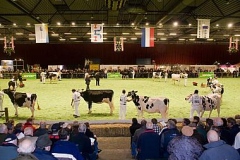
0, 71, 234, 120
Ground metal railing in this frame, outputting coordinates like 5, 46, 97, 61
0, 108, 9, 122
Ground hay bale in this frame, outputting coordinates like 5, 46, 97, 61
193, 82, 198, 86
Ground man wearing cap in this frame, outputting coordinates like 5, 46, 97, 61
0, 134, 18, 160
167, 126, 203, 160
71, 89, 81, 118
33, 133, 57, 160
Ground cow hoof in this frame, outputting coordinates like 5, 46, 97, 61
88, 111, 92, 114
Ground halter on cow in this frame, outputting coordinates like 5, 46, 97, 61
127, 90, 169, 119
2, 89, 40, 118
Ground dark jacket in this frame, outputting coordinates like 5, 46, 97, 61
0, 144, 18, 160
137, 130, 161, 160
33, 148, 57, 160
199, 140, 240, 160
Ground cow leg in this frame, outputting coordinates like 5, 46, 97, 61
88, 101, 92, 114
14, 105, 18, 117
217, 106, 220, 117
30, 106, 34, 118
208, 110, 213, 118
109, 102, 114, 115
200, 110, 204, 118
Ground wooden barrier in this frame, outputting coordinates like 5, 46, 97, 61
0, 108, 9, 122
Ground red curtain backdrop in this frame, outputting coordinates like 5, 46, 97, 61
1, 43, 239, 67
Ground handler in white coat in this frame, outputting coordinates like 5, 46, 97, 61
119, 89, 131, 120
71, 89, 81, 118
188, 90, 201, 118
0, 90, 4, 116
40, 70, 46, 84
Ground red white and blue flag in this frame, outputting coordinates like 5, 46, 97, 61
141, 27, 154, 47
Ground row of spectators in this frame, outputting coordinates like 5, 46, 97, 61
129, 116, 240, 160
0, 118, 101, 160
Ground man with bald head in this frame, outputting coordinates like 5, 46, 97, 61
199, 130, 240, 160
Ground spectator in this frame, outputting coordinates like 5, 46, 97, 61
129, 118, 141, 149
168, 126, 203, 160
189, 122, 207, 145
34, 121, 48, 137
137, 122, 161, 160
0, 123, 8, 145
205, 118, 213, 132
182, 118, 191, 126
132, 119, 147, 159
23, 118, 36, 132
95, 72, 100, 86
13, 137, 38, 160
51, 128, 84, 160
85, 74, 91, 90
151, 118, 161, 134
69, 123, 94, 160
212, 117, 230, 144
160, 120, 181, 158
0, 134, 18, 160
227, 117, 240, 145
233, 132, 240, 155
33, 133, 57, 160
199, 130, 240, 160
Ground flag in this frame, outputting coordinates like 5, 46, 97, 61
141, 27, 154, 47
91, 24, 103, 42
114, 37, 124, 52
35, 24, 49, 43
197, 19, 210, 39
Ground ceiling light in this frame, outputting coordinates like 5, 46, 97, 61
169, 33, 177, 36
70, 38, 77, 40
13, 23, 16, 26
102, 23, 105, 25
29, 38, 35, 40
29, 34, 35, 36
121, 38, 127, 40
86, 22, 90, 25
131, 23, 134, 26
207, 39, 214, 41
131, 38, 137, 40
146, 22, 149, 26
190, 34, 197, 36
189, 38, 195, 41
223, 34, 229, 36
173, 22, 178, 26
116, 23, 119, 26
59, 38, 66, 41
228, 23, 233, 28
103, 38, 107, 40
27, 23, 30, 26
122, 33, 130, 35
71, 22, 75, 26
216, 24, 219, 27
179, 38, 185, 41
51, 34, 59, 36
160, 38, 167, 40
135, 33, 142, 35
235, 34, 240, 37
64, 33, 72, 35
157, 33, 164, 35
188, 23, 192, 26
57, 22, 61, 25
16, 32, 23, 35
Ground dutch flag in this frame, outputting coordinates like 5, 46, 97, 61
141, 27, 154, 47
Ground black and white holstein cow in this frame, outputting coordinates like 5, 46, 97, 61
3, 89, 40, 118
185, 93, 221, 118
127, 90, 169, 119
80, 90, 114, 115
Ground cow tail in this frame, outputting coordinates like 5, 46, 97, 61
37, 100, 41, 110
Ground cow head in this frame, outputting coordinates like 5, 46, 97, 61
127, 90, 140, 106
2, 89, 15, 104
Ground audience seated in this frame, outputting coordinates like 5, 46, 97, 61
233, 132, 240, 155
0, 134, 18, 160
189, 122, 207, 145
33, 133, 57, 160
137, 122, 161, 160
168, 126, 203, 160
131, 119, 147, 158
199, 130, 240, 160
51, 128, 84, 160
160, 120, 181, 158
205, 118, 213, 132
0, 123, 8, 145
151, 118, 161, 135
69, 123, 94, 160
212, 117, 230, 144
13, 137, 38, 160
34, 121, 48, 137
182, 118, 190, 126
227, 117, 240, 145
23, 118, 36, 132
129, 118, 141, 148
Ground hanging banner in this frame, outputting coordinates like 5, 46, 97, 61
114, 37, 124, 51
141, 27, 154, 47
35, 24, 49, 43
197, 19, 210, 39
91, 24, 103, 42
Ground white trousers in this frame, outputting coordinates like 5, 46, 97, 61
41, 77, 46, 83
119, 105, 126, 120
190, 105, 201, 118
74, 102, 80, 116
184, 79, 187, 86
